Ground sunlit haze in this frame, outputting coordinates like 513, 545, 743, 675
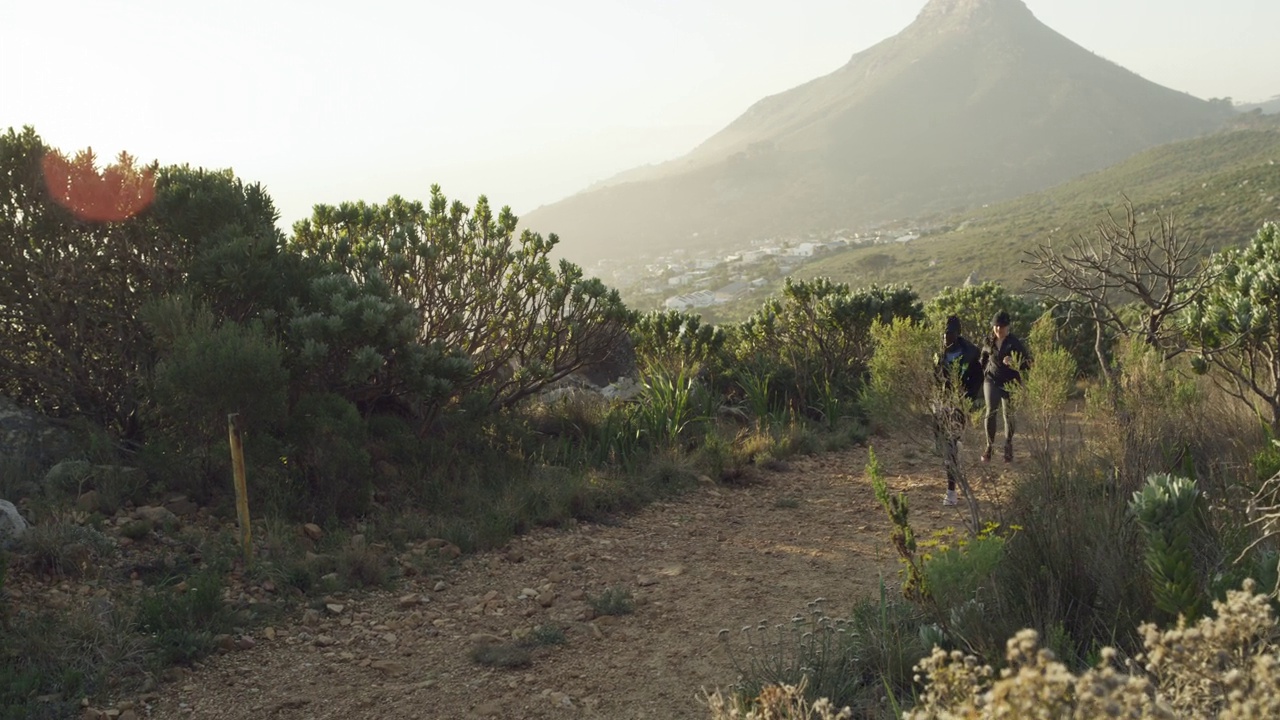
5, 0, 1279, 229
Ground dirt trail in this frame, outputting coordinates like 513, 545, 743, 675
145, 441, 979, 719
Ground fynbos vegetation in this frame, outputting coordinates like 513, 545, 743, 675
3, 124, 1280, 718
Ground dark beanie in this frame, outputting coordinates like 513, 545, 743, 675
945, 315, 962, 334
992, 310, 1011, 327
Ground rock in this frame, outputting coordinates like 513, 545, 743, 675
75, 490, 101, 513
60, 543, 93, 574
236, 635, 256, 651
433, 581, 448, 592
302, 523, 323, 541
313, 635, 337, 647
397, 594, 421, 608
0, 499, 30, 542
438, 543, 462, 560
423, 538, 449, 549
369, 660, 404, 676
600, 376, 643, 401
0, 395, 77, 478
134, 505, 178, 525
537, 591, 556, 608
162, 496, 198, 517
325, 603, 345, 615
471, 700, 504, 717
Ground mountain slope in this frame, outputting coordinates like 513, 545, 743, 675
524, 0, 1234, 267
791, 119, 1280, 298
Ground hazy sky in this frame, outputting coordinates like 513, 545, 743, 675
5, 0, 1279, 229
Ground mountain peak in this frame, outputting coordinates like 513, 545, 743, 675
915, 0, 1031, 24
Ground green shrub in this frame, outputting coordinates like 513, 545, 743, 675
722, 587, 931, 716
920, 525, 1008, 611
1256, 436, 1280, 482
470, 641, 532, 668
19, 523, 117, 577
290, 190, 635, 414
632, 309, 729, 381
923, 281, 1040, 347
1130, 473, 1211, 622
632, 364, 715, 448
119, 520, 153, 541
335, 542, 393, 590
524, 623, 568, 647
995, 465, 1151, 667
133, 568, 233, 667
0, 600, 147, 720
587, 586, 635, 616
284, 393, 374, 520
734, 279, 922, 416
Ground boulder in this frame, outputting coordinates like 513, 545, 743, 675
0, 395, 77, 492
0, 499, 30, 542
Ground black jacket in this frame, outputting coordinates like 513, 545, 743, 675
936, 336, 983, 402
980, 333, 1032, 386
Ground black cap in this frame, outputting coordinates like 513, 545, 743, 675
945, 315, 962, 335
992, 310, 1011, 327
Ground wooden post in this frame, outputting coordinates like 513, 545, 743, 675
227, 413, 252, 564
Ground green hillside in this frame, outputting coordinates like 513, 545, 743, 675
793, 119, 1280, 298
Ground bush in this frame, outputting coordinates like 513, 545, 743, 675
587, 586, 635, 616
19, 522, 117, 578
524, 623, 568, 647
283, 393, 375, 521
923, 281, 1040, 346
470, 641, 532, 668
133, 567, 233, 667
0, 601, 147, 720
906, 580, 1280, 719
290, 190, 635, 414
734, 279, 922, 416
720, 589, 931, 715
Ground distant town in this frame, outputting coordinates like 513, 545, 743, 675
590, 228, 923, 318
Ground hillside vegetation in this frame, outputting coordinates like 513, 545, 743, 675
795, 118, 1280, 297
4, 122, 1280, 719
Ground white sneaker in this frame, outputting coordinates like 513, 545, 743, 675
943, 490, 958, 506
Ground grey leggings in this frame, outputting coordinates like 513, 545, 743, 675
984, 381, 1014, 448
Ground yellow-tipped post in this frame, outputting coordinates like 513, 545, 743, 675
228, 413, 252, 564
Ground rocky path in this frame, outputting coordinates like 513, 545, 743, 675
142, 441, 973, 720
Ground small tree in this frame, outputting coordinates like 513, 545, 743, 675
1026, 200, 1212, 385
924, 281, 1039, 345
0, 127, 176, 437
734, 278, 922, 413
290, 189, 635, 412
1181, 222, 1280, 431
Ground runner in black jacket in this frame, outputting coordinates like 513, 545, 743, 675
935, 315, 982, 505
979, 310, 1032, 463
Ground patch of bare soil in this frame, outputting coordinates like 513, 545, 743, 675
138, 440, 1013, 719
